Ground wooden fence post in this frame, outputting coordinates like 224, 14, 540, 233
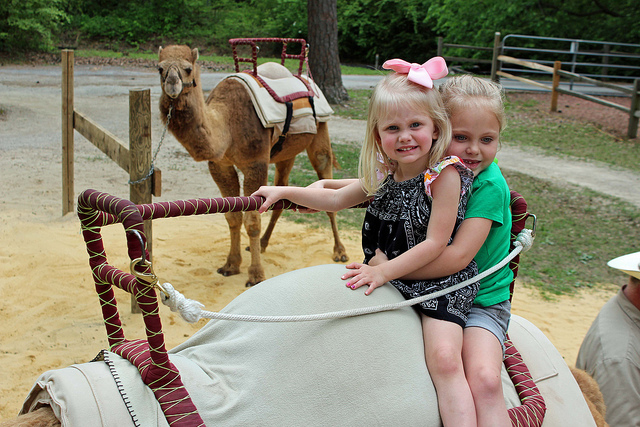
61, 50, 74, 215
550, 61, 562, 113
437, 36, 443, 58
628, 79, 640, 139
490, 32, 501, 82
129, 88, 153, 313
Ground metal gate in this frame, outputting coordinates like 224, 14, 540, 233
501, 34, 640, 82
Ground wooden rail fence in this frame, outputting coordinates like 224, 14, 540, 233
62, 49, 161, 312
496, 55, 640, 138
437, 32, 503, 82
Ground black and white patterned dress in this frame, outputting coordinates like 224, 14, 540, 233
362, 156, 479, 327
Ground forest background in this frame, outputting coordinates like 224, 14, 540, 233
2, 0, 639, 66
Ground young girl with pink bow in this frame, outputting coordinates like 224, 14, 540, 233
253, 58, 480, 426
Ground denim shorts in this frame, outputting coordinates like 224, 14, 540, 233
465, 299, 511, 354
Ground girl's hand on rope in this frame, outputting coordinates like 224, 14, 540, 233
342, 262, 388, 296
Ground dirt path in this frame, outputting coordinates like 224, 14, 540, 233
0, 63, 637, 420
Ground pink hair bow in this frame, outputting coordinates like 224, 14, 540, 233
382, 57, 448, 88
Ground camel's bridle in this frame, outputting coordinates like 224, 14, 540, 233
160, 63, 197, 89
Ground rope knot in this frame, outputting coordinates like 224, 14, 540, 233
514, 229, 535, 253
160, 282, 205, 323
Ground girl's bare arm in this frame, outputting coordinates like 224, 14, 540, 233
251, 180, 368, 214
307, 178, 359, 190
366, 217, 492, 279
343, 167, 461, 293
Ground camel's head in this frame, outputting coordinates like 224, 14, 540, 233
158, 45, 200, 99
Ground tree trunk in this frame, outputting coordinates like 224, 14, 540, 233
307, 0, 349, 104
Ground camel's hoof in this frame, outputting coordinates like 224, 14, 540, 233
217, 267, 239, 277
334, 254, 349, 263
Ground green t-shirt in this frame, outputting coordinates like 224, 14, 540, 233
464, 162, 513, 306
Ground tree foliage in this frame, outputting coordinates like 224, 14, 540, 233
1, 0, 638, 63
338, 0, 437, 63
427, 0, 640, 48
0, 0, 67, 52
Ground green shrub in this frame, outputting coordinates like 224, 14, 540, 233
0, 0, 67, 52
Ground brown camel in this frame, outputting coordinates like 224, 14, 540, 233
570, 367, 609, 427
157, 45, 348, 286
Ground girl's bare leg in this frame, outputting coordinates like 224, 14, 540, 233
422, 315, 477, 427
463, 327, 510, 427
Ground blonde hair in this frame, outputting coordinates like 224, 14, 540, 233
439, 74, 506, 131
359, 73, 452, 195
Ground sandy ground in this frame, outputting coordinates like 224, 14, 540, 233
0, 63, 627, 421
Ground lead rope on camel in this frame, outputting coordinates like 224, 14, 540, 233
159, 229, 535, 323
128, 102, 173, 185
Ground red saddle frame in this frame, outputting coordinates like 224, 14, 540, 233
77, 188, 542, 426
228, 37, 317, 103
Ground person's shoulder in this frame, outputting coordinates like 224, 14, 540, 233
429, 156, 465, 172
585, 293, 638, 354
476, 162, 507, 184
424, 156, 471, 191
430, 156, 474, 181
473, 167, 509, 198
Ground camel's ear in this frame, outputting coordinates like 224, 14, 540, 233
191, 48, 199, 63
158, 46, 163, 56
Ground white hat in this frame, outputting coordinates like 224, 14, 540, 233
607, 251, 640, 280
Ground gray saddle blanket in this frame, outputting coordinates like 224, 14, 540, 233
21, 264, 596, 426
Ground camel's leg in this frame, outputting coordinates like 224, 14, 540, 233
258, 157, 296, 252
239, 161, 269, 286
306, 123, 349, 262
207, 161, 242, 277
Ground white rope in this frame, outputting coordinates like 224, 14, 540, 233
161, 229, 535, 324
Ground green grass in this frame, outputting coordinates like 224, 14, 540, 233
331, 89, 372, 120
504, 96, 640, 173
503, 170, 639, 297
278, 146, 640, 297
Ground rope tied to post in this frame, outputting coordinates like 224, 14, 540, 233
128, 102, 173, 185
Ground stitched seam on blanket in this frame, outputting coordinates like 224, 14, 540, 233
103, 350, 141, 427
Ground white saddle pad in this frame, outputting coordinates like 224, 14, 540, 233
226, 71, 333, 139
